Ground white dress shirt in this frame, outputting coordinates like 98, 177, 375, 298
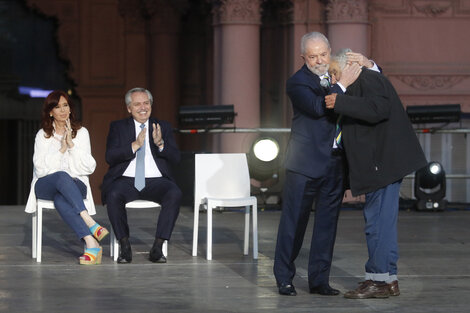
123, 119, 162, 178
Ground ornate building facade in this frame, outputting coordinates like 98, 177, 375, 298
24, 0, 470, 203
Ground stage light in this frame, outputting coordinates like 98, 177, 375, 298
248, 137, 280, 182
248, 136, 282, 207
414, 161, 447, 211
253, 138, 279, 162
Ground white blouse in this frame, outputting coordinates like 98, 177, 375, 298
25, 127, 97, 214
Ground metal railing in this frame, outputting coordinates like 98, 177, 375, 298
178, 127, 470, 202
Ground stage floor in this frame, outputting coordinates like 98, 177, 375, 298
1, 204, 470, 313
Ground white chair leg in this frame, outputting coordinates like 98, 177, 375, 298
111, 230, 119, 262
252, 202, 258, 259
37, 204, 43, 263
207, 202, 213, 261
162, 240, 168, 257
192, 204, 199, 257
32, 211, 37, 259
109, 228, 115, 258
243, 206, 250, 255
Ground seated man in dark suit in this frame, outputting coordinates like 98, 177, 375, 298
102, 87, 182, 264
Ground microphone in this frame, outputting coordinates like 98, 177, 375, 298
320, 78, 329, 88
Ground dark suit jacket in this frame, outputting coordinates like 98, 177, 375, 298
285, 64, 344, 179
334, 69, 427, 196
101, 117, 181, 204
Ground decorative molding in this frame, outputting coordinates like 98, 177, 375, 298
394, 75, 468, 90
291, 0, 308, 23
458, 0, 470, 13
369, 0, 470, 16
261, 0, 292, 25
145, 0, 181, 33
413, 2, 451, 17
369, 0, 409, 14
118, 0, 146, 33
212, 0, 263, 25
118, 0, 188, 33
326, 0, 368, 22
141, 0, 189, 18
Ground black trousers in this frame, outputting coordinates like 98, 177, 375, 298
273, 154, 344, 288
106, 176, 182, 241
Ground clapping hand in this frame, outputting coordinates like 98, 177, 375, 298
152, 123, 164, 148
132, 126, 146, 153
60, 119, 74, 153
65, 119, 74, 148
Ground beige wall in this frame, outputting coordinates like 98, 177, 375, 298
369, 0, 470, 112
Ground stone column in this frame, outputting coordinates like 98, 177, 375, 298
211, 0, 263, 153
326, 0, 369, 55
286, 0, 325, 75
145, 0, 186, 126
284, 0, 325, 126
119, 0, 148, 90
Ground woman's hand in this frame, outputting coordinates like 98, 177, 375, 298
60, 133, 68, 153
65, 119, 74, 149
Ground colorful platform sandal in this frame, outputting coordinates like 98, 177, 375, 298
89, 223, 109, 242
79, 247, 102, 265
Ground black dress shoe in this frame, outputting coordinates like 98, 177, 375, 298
278, 283, 297, 296
149, 241, 167, 263
117, 237, 132, 264
309, 284, 340, 296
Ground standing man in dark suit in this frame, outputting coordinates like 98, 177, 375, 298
102, 87, 182, 264
273, 32, 377, 296
325, 50, 427, 298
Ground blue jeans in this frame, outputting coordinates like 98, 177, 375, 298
35, 171, 90, 239
363, 180, 401, 283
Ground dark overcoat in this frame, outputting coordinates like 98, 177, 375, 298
334, 69, 427, 196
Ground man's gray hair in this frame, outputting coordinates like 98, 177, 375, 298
124, 87, 153, 107
332, 48, 353, 70
300, 32, 330, 54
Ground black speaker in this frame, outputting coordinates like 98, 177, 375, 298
178, 105, 235, 127
406, 104, 461, 124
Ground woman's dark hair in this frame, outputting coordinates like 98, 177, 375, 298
41, 90, 81, 138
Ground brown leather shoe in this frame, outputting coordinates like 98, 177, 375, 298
344, 280, 390, 299
389, 280, 400, 296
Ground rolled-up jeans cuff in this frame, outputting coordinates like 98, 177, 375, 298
365, 272, 389, 282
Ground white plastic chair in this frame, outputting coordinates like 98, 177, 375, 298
109, 200, 168, 261
192, 153, 258, 260
32, 199, 90, 263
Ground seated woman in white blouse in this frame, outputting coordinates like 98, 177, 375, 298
25, 90, 108, 265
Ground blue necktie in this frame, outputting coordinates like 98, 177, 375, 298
134, 123, 145, 191
323, 75, 343, 149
